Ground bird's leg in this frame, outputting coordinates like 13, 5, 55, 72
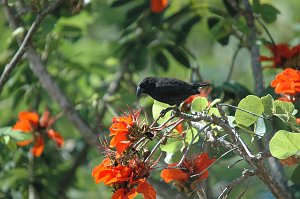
160, 106, 176, 117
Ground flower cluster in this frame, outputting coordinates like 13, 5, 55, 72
271, 68, 300, 98
161, 153, 215, 195
260, 43, 300, 69
93, 109, 156, 199
92, 108, 217, 198
150, 0, 168, 13
109, 110, 142, 155
92, 155, 155, 199
261, 43, 300, 102
13, 110, 64, 157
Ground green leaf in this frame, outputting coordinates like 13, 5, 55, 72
191, 97, 208, 112
0, 127, 32, 141
291, 164, 300, 184
254, 118, 266, 137
207, 17, 231, 46
160, 138, 182, 153
208, 108, 221, 117
273, 100, 299, 132
252, 0, 260, 13
111, 0, 132, 7
261, 94, 274, 117
152, 100, 172, 124
155, 51, 169, 71
166, 46, 191, 68
260, 4, 280, 23
164, 151, 182, 164
273, 100, 295, 115
6, 140, 17, 151
269, 130, 300, 159
176, 15, 202, 43
208, 98, 221, 108
185, 127, 199, 145
223, 0, 239, 16
235, 95, 264, 127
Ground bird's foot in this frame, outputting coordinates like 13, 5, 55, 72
160, 106, 177, 117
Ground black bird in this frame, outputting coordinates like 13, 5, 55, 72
136, 77, 209, 107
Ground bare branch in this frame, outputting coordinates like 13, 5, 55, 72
0, 0, 64, 93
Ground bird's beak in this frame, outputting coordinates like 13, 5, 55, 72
136, 85, 144, 98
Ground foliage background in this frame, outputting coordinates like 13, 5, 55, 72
0, 0, 300, 198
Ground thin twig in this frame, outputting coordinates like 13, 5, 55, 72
226, 46, 242, 82
171, 122, 212, 168
217, 169, 257, 199
218, 103, 271, 120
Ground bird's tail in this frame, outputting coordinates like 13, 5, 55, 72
191, 82, 210, 89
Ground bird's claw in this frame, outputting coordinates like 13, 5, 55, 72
160, 107, 176, 117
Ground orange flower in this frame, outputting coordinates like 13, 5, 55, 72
260, 43, 300, 69
13, 110, 64, 157
92, 155, 156, 199
150, 0, 168, 13
270, 68, 300, 95
161, 153, 215, 194
109, 110, 141, 155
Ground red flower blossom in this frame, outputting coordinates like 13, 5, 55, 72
109, 110, 141, 155
13, 110, 64, 157
260, 43, 300, 69
270, 68, 300, 95
161, 153, 215, 194
150, 0, 168, 13
92, 156, 156, 199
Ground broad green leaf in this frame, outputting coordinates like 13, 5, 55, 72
273, 100, 295, 115
160, 138, 182, 153
269, 130, 300, 159
260, 4, 280, 23
273, 100, 299, 132
191, 97, 208, 112
0, 127, 32, 141
152, 100, 172, 124
235, 95, 264, 127
166, 46, 191, 68
261, 94, 274, 117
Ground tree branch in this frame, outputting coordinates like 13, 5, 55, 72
242, 0, 264, 95
174, 109, 291, 199
0, 0, 64, 93
56, 61, 128, 198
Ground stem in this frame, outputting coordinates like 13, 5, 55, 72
28, 153, 39, 199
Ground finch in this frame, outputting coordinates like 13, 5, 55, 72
136, 77, 209, 106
